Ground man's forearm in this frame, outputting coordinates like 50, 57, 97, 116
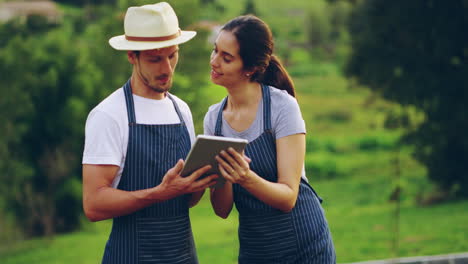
83, 185, 169, 222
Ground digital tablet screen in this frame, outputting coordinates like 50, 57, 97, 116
181, 135, 248, 187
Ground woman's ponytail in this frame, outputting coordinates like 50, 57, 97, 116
262, 55, 296, 97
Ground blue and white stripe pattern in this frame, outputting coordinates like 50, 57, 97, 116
215, 84, 336, 263
101, 79, 197, 264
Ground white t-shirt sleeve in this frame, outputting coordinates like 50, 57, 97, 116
82, 109, 123, 166
273, 92, 306, 139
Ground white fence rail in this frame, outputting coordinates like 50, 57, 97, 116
343, 252, 468, 264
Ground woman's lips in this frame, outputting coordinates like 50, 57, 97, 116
211, 70, 222, 79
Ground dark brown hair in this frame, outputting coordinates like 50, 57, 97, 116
221, 15, 295, 97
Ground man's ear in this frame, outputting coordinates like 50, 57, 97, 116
127, 51, 136, 64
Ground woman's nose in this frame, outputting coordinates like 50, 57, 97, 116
210, 53, 218, 67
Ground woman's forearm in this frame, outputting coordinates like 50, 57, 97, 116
241, 170, 298, 212
189, 190, 205, 208
210, 182, 234, 218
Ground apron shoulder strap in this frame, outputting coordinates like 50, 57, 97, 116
123, 79, 137, 125
214, 97, 228, 136
261, 84, 273, 133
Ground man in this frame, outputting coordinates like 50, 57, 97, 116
82, 2, 217, 263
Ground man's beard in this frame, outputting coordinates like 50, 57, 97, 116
148, 78, 172, 93
136, 58, 173, 94
138, 67, 172, 94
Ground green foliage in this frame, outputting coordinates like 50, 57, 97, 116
304, 133, 401, 180
0, 18, 102, 236
356, 135, 399, 151
314, 109, 352, 123
288, 57, 341, 77
383, 109, 410, 130
346, 0, 468, 197
0, 16, 58, 47
306, 1, 331, 48
305, 0, 352, 62
243, 0, 258, 15
306, 156, 343, 180
54, 0, 119, 6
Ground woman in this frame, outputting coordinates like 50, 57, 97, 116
204, 15, 336, 264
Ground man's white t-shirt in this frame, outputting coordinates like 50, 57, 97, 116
82, 87, 196, 188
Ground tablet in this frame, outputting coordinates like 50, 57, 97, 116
181, 135, 248, 187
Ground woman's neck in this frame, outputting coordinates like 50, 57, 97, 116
225, 81, 261, 110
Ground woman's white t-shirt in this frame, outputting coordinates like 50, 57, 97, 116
203, 86, 308, 181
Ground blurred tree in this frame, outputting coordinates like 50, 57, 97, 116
202, 0, 225, 13
199, 0, 217, 5
305, 0, 351, 62
243, 0, 258, 15
0, 17, 101, 236
54, 0, 118, 6
306, 3, 331, 48
0, 15, 58, 47
328, 0, 352, 43
346, 0, 468, 198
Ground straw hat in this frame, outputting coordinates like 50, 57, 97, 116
109, 2, 196, 51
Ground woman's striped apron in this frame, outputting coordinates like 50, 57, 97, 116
214, 84, 336, 264
101, 80, 198, 264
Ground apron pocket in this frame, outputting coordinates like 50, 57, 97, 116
137, 215, 193, 264
239, 212, 298, 260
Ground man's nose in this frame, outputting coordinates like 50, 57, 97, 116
161, 57, 173, 74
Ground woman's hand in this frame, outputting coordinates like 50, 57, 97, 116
216, 148, 252, 186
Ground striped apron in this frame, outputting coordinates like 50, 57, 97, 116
101, 80, 198, 264
214, 84, 336, 264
